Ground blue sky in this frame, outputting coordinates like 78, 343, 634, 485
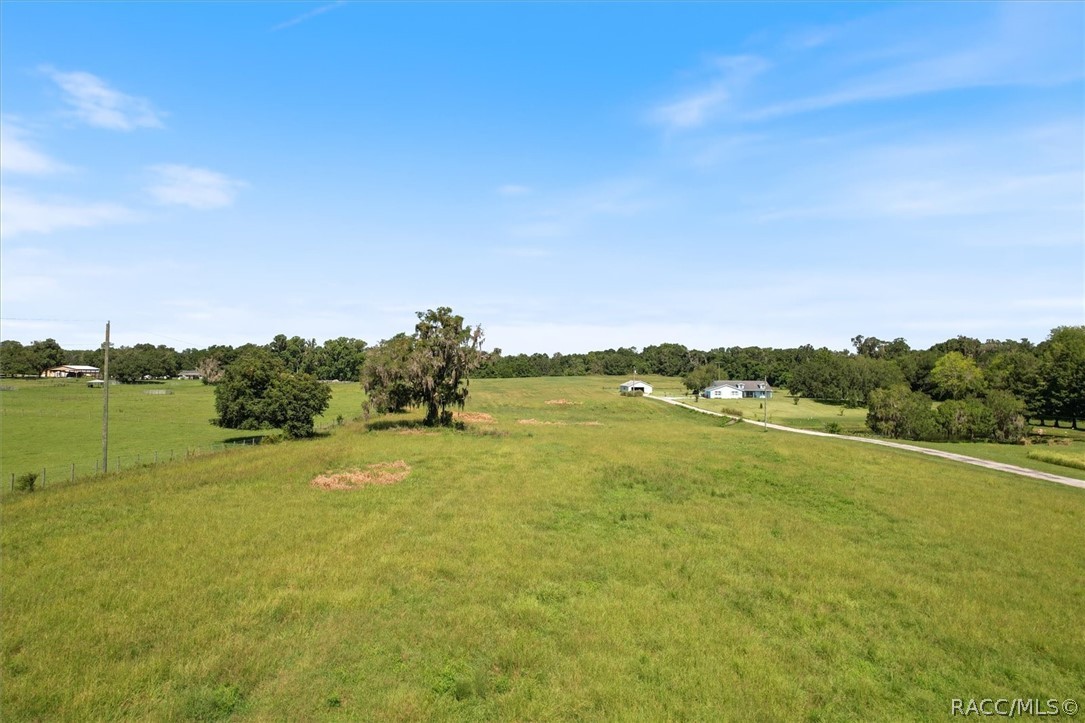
1, 1, 1082, 354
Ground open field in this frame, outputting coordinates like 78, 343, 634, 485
4, 375, 1084, 489
0, 379, 367, 486
3, 376, 1083, 719
657, 385, 1085, 481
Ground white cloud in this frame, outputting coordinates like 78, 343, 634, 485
746, 3, 1084, 121
651, 55, 769, 131
0, 188, 137, 238
272, 1, 346, 31
652, 85, 730, 131
147, 164, 246, 209
497, 184, 531, 196
43, 67, 165, 131
0, 119, 69, 175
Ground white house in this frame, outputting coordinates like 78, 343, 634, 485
703, 380, 772, 399
176, 370, 203, 380
619, 379, 653, 395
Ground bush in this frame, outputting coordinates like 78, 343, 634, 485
823, 421, 841, 434
718, 406, 744, 418
15, 471, 38, 493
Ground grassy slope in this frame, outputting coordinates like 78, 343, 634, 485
3, 377, 1083, 720
0, 379, 366, 483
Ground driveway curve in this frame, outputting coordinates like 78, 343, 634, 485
646, 395, 1085, 491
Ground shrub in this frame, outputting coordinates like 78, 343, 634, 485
823, 421, 841, 434
15, 471, 38, 493
718, 406, 743, 418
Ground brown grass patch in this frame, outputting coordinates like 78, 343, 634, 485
545, 399, 581, 406
517, 418, 602, 426
453, 412, 495, 424
311, 460, 411, 490
394, 428, 437, 436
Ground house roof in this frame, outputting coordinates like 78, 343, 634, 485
706, 380, 773, 391
619, 379, 652, 386
49, 365, 100, 372
178, 370, 201, 375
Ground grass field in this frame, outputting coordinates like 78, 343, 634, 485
0, 379, 367, 486
3, 376, 1083, 720
651, 382, 1085, 481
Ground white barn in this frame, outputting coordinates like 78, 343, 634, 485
42, 365, 101, 379
619, 379, 653, 395
703, 380, 772, 399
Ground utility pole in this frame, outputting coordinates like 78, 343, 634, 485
102, 321, 110, 472
763, 382, 769, 431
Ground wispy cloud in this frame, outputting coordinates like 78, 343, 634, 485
0, 118, 69, 175
42, 67, 165, 131
654, 3, 1083, 128
147, 165, 246, 209
272, 1, 346, 31
0, 188, 137, 238
497, 184, 531, 197
651, 55, 768, 131
751, 3, 1083, 120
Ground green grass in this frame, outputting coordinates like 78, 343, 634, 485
1025, 448, 1085, 472
661, 387, 871, 434
0, 378, 366, 486
3, 376, 1083, 720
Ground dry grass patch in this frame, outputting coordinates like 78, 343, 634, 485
310, 460, 411, 490
517, 419, 602, 427
545, 399, 581, 406
454, 412, 496, 424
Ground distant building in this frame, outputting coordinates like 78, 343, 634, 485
176, 370, 203, 380
703, 380, 772, 399
42, 365, 101, 379
619, 379, 654, 394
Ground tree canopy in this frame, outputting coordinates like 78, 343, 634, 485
213, 349, 331, 438
362, 307, 484, 426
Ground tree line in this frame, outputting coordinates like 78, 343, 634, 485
3, 324, 1082, 436
0, 335, 369, 384
476, 328, 1084, 430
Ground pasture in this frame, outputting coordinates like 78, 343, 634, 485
3, 376, 1083, 720
0, 378, 367, 487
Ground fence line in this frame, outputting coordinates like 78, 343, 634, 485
4, 419, 344, 495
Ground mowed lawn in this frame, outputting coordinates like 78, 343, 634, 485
3, 377, 1082, 720
0, 379, 367, 485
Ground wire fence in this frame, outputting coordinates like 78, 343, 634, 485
3, 420, 344, 496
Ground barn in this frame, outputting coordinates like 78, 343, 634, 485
619, 379, 654, 395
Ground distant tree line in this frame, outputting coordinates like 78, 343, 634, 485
0, 335, 368, 384
475, 327, 1084, 431
3, 325, 1082, 434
